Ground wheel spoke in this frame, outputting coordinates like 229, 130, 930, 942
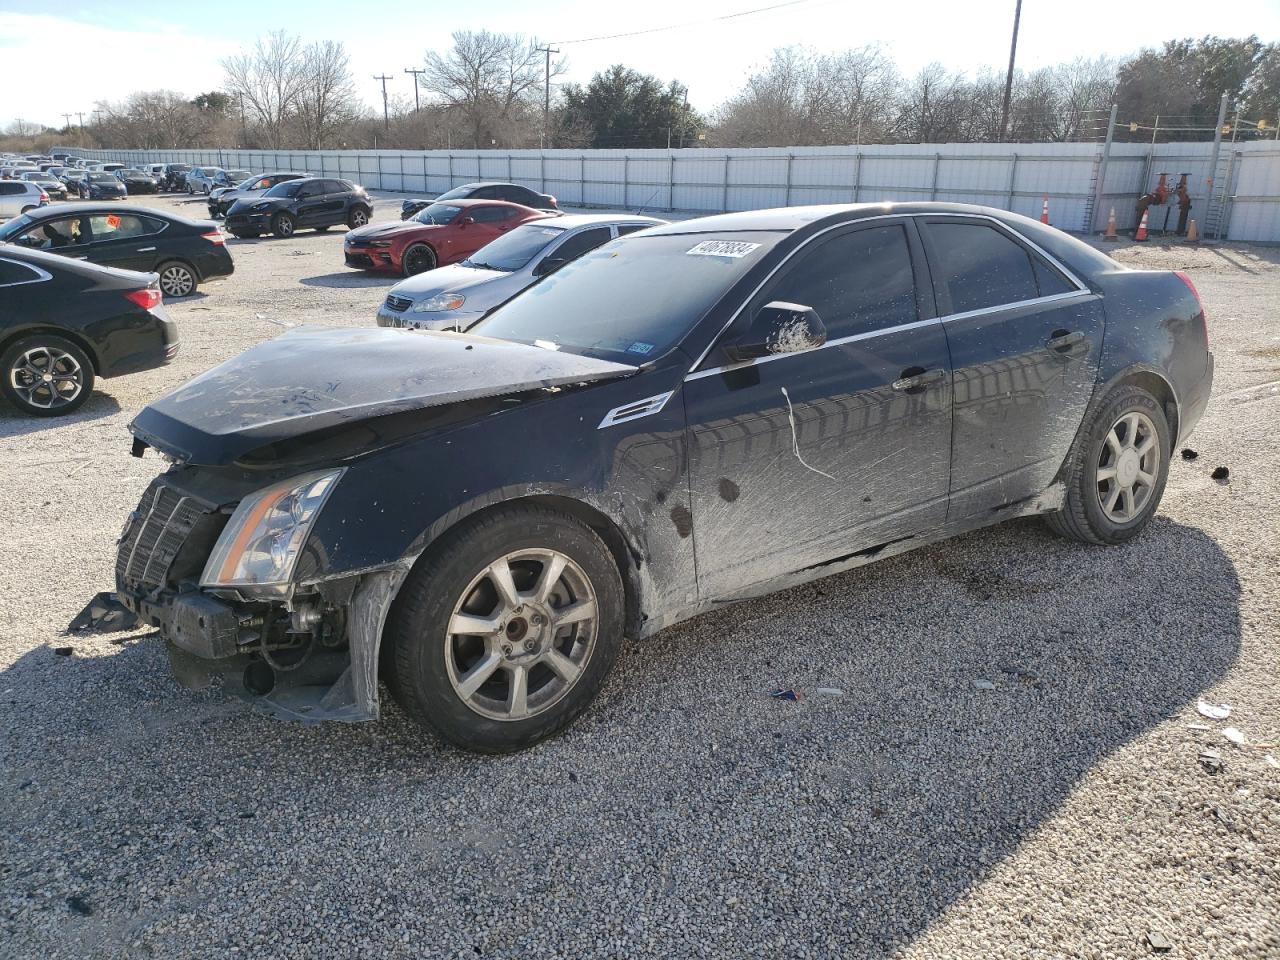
534, 554, 567, 604
455, 651, 502, 699
506, 665, 529, 719
448, 612, 502, 637
1096, 465, 1118, 482
487, 558, 521, 610
1123, 413, 1140, 448
1105, 430, 1122, 458
1104, 486, 1121, 514
553, 598, 596, 628
543, 647, 581, 683
1135, 436, 1155, 458
1120, 486, 1135, 519
1135, 469, 1155, 488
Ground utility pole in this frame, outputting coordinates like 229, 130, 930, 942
76, 111, 85, 145
237, 92, 246, 147
61, 112, 72, 134
404, 68, 424, 113
536, 46, 559, 148
999, 0, 1023, 141
373, 74, 392, 130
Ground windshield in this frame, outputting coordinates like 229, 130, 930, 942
462, 223, 564, 272
264, 180, 305, 198
170, 164, 191, 172
0, 214, 34, 240
435, 185, 478, 201
88, 172, 117, 182
227, 170, 250, 179
413, 203, 462, 225
472, 232, 778, 363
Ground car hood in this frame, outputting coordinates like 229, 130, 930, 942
347, 220, 438, 243
390, 263, 507, 297
129, 326, 637, 466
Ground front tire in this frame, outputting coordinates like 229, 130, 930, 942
347, 206, 370, 228
271, 212, 296, 238
0, 335, 95, 417
402, 243, 437, 277
157, 261, 197, 298
388, 505, 625, 753
1046, 385, 1170, 545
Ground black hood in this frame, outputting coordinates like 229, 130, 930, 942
129, 327, 636, 466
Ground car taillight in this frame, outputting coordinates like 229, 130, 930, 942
39, 190, 48, 201
124, 287, 162, 311
202, 230, 225, 246
1175, 270, 1207, 346
547, 195, 557, 206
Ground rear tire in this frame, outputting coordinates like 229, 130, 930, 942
0, 334, 95, 417
387, 505, 625, 753
1045, 385, 1170, 545
271, 212, 296, 239
347, 206, 370, 229
157, 260, 197, 298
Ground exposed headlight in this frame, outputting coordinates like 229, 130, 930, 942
200, 469, 343, 593
369, 240, 393, 248
411, 293, 465, 312
249, 202, 271, 212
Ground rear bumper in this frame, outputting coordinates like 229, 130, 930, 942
99, 311, 179, 378
192, 247, 235, 282
1177, 351, 1214, 445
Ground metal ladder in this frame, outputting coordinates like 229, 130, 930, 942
1202, 149, 1238, 240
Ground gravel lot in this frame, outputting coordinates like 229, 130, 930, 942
1, 194, 1277, 959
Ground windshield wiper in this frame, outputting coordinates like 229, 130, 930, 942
464, 260, 511, 272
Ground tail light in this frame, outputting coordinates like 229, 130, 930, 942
547, 195, 557, 206
39, 189, 49, 201
202, 230, 225, 246
1175, 270, 1208, 346
124, 287, 162, 311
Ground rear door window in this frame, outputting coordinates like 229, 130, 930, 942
88, 214, 150, 242
925, 221, 1040, 314
546, 227, 612, 266
758, 223, 918, 340
471, 205, 514, 224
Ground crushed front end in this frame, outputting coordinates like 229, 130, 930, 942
115, 467, 401, 723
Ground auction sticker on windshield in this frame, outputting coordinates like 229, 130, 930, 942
686, 240, 761, 258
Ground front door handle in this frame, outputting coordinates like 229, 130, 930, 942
135, 246, 156, 252
892, 367, 946, 393
1046, 329, 1085, 352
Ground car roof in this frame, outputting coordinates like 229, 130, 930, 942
0, 244, 150, 283
13, 203, 195, 223
541, 213, 665, 229
454, 181, 529, 190
443, 198, 542, 211
639, 201, 1053, 235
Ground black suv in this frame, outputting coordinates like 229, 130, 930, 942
224, 178, 372, 239
400, 181, 558, 220
161, 164, 192, 192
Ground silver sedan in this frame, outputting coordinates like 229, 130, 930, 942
375, 214, 665, 331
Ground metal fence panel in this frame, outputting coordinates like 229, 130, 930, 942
62, 141, 1280, 240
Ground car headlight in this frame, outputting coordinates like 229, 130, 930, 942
200, 469, 343, 593
368, 240, 392, 248
250, 202, 271, 212
411, 293, 465, 312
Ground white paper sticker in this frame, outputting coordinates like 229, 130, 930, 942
686, 240, 760, 258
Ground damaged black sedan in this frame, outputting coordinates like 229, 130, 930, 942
116, 203, 1213, 752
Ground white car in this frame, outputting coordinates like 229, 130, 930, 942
0, 180, 49, 220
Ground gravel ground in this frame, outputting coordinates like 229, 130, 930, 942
1, 195, 1277, 959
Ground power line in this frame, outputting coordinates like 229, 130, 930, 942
550, 0, 818, 45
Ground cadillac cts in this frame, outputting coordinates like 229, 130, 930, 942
116, 203, 1212, 753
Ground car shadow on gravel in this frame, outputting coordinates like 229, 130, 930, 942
298, 272, 400, 289
0, 516, 1242, 957
0, 392, 120, 439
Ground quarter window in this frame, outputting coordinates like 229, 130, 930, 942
471, 205, 515, 223
927, 221, 1040, 314
761, 223, 918, 340
1032, 256, 1075, 297
0, 259, 42, 285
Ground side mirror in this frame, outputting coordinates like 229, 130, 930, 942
533, 256, 567, 277
724, 301, 826, 362
458, 215, 475, 226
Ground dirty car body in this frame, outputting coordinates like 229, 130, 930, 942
115, 203, 1213, 746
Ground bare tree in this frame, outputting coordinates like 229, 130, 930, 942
222, 31, 308, 149
295, 40, 359, 150
420, 31, 563, 147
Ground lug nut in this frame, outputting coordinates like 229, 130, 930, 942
531, 614, 544, 626
524, 639, 536, 651
501, 644, 512, 656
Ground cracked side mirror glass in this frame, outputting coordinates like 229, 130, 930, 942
724, 301, 826, 362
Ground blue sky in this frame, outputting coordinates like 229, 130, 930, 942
2, 0, 1279, 129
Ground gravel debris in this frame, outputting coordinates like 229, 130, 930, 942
1, 197, 1278, 958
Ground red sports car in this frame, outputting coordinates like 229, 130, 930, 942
343, 199, 553, 276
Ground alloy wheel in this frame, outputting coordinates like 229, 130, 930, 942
404, 245, 435, 275
8, 345, 84, 411
444, 549, 598, 722
159, 265, 195, 298
1096, 411, 1160, 523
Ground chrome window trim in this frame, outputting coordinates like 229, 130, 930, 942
0, 257, 52, 287
684, 211, 1091, 377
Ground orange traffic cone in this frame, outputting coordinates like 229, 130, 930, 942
1103, 207, 1118, 241
1185, 219, 1199, 243
1040, 195, 1050, 224
1134, 209, 1149, 242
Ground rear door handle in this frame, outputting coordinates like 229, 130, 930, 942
1046, 329, 1085, 352
892, 367, 946, 392
135, 246, 156, 252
